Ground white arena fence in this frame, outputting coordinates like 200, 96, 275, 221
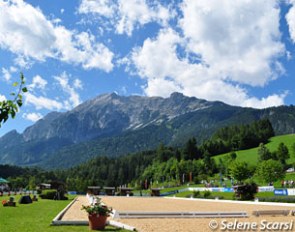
183, 186, 274, 193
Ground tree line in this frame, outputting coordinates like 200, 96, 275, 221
2, 118, 289, 192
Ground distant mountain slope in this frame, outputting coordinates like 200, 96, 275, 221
213, 134, 295, 166
1, 92, 295, 169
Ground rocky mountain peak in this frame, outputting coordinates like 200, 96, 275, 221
17, 93, 214, 143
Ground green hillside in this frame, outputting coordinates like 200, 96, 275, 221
214, 134, 295, 166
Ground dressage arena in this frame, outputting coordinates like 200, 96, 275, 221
54, 196, 295, 232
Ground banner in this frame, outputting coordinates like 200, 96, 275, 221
274, 189, 288, 196
287, 189, 295, 196
188, 187, 234, 192
258, 186, 274, 192
223, 188, 234, 193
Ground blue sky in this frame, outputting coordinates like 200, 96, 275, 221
1, 0, 295, 136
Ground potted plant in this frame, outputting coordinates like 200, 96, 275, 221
2, 200, 8, 207
81, 197, 112, 230
2, 197, 16, 207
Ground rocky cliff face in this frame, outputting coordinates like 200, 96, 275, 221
22, 111, 63, 142
22, 92, 213, 143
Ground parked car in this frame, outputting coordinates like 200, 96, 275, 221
286, 167, 295, 173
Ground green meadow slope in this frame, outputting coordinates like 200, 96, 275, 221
214, 134, 295, 166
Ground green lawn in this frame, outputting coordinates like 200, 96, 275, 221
173, 190, 278, 200
133, 185, 192, 196
0, 195, 127, 232
173, 191, 235, 199
214, 134, 295, 166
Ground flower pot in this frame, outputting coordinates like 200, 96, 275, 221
88, 214, 107, 230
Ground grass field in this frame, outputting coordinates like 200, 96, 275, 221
173, 190, 275, 200
0, 195, 127, 232
214, 134, 295, 166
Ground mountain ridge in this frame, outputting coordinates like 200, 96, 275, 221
22, 92, 215, 143
1, 92, 295, 169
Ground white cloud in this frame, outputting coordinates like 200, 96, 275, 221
13, 55, 33, 68
78, 0, 115, 18
78, 0, 172, 36
54, 28, 114, 71
116, 0, 170, 36
286, 1, 295, 43
28, 75, 48, 91
54, 72, 82, 109
25, 92, 63, 110
0, 0, 55, 61
120, 86, 128, 95
127, 1, 287, 108
24, 72, 83, 111
1, 66, 17, 82
22, 112, 43, 122
179, 0, 285, 86
0, 0, 114, 71
73, 79, 83, 89
130, 28, 215, 96
24, 71, 83, 111
2, 68, 11, 82
243, 92, 287, 109
143, 78, 182, 97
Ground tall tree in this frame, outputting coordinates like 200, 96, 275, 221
257, 143, 272, 161
156, 143, 174, 162
230, 152, 237, 160
182, 137, 201, 160
256, 160, 285, 184
229, 161, 251, 183
276, 142, 290, 166
28, 176, 36, 190
202, 151, 216, 176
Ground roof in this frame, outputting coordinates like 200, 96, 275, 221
119, 187, 133, 190
88, 186, 101, 189
0, 177, 8, 183
103, 187, 115, 190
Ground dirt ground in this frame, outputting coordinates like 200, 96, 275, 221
61, 196, 295, 232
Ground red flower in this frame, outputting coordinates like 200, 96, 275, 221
2, 200, 8, 206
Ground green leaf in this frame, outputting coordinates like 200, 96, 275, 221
0, 72, 26, 126
11, 110, 16, 118
17, 99, 22, 107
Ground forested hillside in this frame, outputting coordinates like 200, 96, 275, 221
4, 119, 291, 191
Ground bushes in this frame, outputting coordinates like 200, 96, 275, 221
233, 182, 258, 201
39, 190, 57, 199
203, 190, 211, 198
189, 190, 225, 199
193, 190, 201, 198
192, 190, 211, 198
39, 189, 68, 200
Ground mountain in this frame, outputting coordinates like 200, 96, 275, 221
1, 92, 295, 169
